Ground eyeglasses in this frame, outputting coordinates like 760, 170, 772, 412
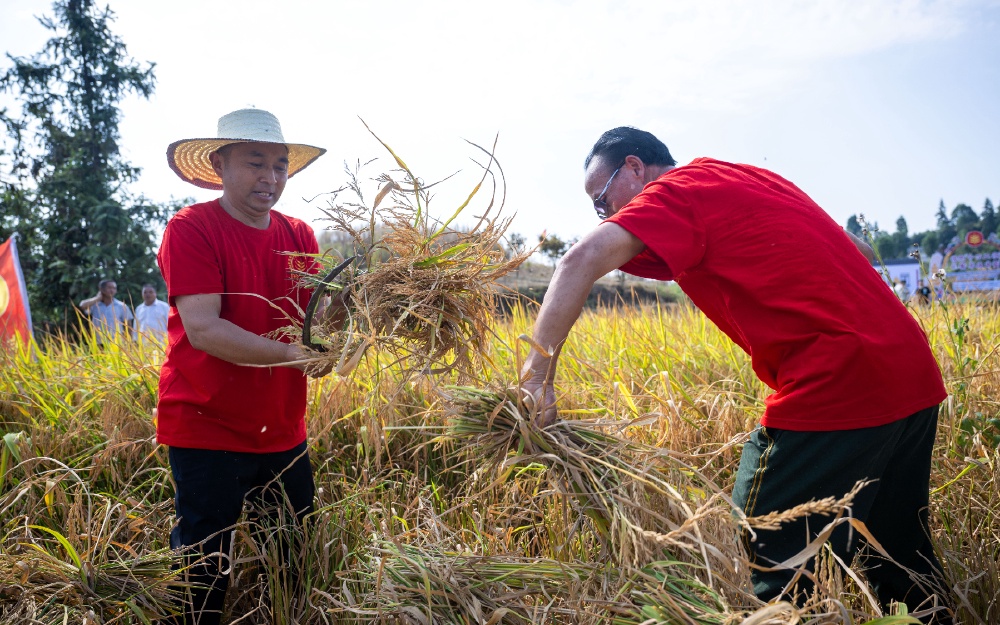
593, 163, 624, 219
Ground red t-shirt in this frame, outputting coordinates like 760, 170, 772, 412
156, 200, 319, 452
606, 158, 946, 431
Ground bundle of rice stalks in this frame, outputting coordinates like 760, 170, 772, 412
0, 533, 180, 623
290, 127, 533, 379
0, 450, 181, 623
440, 388, 915, 624
343, 542, 749, 624
441, 387, 743, 586
614, 560, 734, 625
343, 541, 603, 624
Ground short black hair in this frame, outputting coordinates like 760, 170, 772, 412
141, 283, 156, 291
584, 127, 676, 170
98, 279, 115, 289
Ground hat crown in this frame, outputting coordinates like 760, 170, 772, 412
216, 108, 286, 144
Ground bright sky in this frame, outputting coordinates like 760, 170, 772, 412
2, 0, 999, 243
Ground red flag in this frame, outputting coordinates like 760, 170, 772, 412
0, 235, 33, 347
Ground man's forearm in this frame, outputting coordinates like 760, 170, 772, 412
187, 316, 301, 368
524, 224, 646, 378
519, 224, 646, 423
524, 260, 593, 376
845, 229, 875, 262
78, 296, 99, 310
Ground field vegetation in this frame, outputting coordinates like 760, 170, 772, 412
2, 4, 997, 623
1, 293, 998, 624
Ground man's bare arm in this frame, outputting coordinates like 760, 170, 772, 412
78, 293, 101, 311
175, 293, 310, 371
521, 223, 646, 420
844, 229, 875, 262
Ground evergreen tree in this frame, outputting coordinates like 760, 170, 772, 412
890, 216, 909, 256
895, 216, 908, 238
935, 199, 956, 245
0, 0, 173, 323
0, 110, 42, 282
845, 214, 862, 236
981, 198, 997, 236
951, 203, 979, 238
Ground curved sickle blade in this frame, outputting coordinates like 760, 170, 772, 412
302, 255, 357, 352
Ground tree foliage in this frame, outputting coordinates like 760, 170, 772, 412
0, 0, 175, 324
506, 232, 527, 257
847, 196, 999, 261
539, 233, 570, 269
935, 199, 956, 246
951, 203, 979, 237
895, 216, 908, 238
845, 214, 862, 237
921, 231, 940, 257
981, 199, 997, 236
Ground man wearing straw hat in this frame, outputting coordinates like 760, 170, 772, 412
157, 108, 328, 625
521, 127, 951, 622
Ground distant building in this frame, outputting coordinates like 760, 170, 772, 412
873, 258, 922, 293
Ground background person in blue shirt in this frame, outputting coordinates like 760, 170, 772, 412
79, 278, 133, 345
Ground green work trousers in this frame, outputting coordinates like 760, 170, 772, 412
732, 405, 951, 623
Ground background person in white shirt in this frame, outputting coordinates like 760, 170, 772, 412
135, 283, 169, 344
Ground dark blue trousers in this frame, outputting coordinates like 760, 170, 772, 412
732, 406, 951, 624
166, 441, 314, 625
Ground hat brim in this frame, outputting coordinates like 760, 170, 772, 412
167, 138, 326, 190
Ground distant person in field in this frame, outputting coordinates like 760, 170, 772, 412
134, 283, 169, 344
78, 278, 133, 345
916, 280, 932, 306
521, 127, 950, 622
157, 108, 329, 625
893, 278, 910, 301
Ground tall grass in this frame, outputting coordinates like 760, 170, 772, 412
1, 296, 998, 623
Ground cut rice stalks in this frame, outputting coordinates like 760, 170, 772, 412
0, 537, 181, 623
439, 387, 925, 624
345, 541, 597, 624
440, 386, 744, 587
288, 128, 533, 380
342, 540, 735, 624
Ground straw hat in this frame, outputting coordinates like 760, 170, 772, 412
166, 108, 326, 190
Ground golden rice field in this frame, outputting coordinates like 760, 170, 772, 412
0, 297, 998, 624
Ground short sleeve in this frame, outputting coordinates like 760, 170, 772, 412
157, 213, 225, 305
604, 235, 675, 280
606, 176, 707, 278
